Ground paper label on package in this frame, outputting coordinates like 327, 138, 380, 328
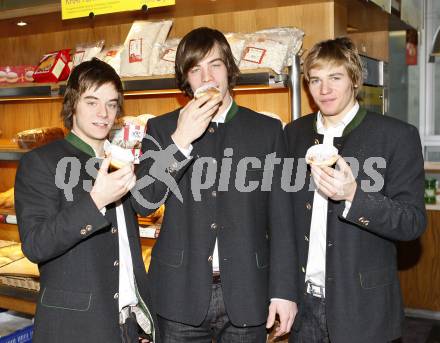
161, 48, 177, 63
129, 38, 143, 63
123, 124, 144, 143
242, 47, 266, 64
52, 58, 66, 79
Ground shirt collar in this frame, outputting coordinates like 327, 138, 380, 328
212, 95, 233, 124
316, 101, 359, 135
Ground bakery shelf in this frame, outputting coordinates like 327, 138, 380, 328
0, 69, 289, 100
0, 83, 55, 100
0, 147, 28, 161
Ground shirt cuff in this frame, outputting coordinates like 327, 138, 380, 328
342, 200, 352, 218
172, 139, 193, 159
270, 298, 290, 303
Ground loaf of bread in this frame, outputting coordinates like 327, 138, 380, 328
16, 127, 64, 149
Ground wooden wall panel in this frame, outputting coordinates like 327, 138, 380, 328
0, 161, 17, 192
398, 210, 440, 311
0, 99, 63, 138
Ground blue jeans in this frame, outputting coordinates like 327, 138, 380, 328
158, 283, 267, 343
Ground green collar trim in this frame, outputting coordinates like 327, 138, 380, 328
224, 101, 239, 123
65, 132, 96, 157
342, 106, 367, 136
313, 106, 367, 137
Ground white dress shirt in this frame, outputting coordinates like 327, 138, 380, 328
305, 102, 359, 294
89, 139, 138, 311
174, 96, 233, 273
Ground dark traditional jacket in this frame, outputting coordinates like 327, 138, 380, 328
136, 103, 298, 327
15, 133, 156, 343
284, 108, 426, 343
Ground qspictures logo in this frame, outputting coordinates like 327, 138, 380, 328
54, 134, 386, 209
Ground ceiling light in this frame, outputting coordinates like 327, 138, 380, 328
16, 21, 28, 27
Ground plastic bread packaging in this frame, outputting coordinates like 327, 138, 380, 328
96, 44, 124, 75
110, 114, 155, 150
0, 66, 36, 83
254, 27, 304, 66
239, 32, 289, 74
224, 32, 247, 65
305, 144, 339, 166
120, 20, 172, 77
149, 20, 174, 75
152, 38, 180, 76
15, 127, 65, 149
72, 40, 105, 68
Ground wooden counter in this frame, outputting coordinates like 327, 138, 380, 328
398, 209, 440, 312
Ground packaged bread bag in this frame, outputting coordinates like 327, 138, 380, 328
72, 40, 105, 68
120, 20, 173, 77
152, 38, 180, 76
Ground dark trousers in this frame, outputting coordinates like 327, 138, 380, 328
120, 312, 152, 343
158, 283, 267, 343
290, 293, 330, 343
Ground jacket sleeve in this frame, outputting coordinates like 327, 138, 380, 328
15, 150, 110, 264
131, 118, 194, 216
344, 124, 427, 241
269, 123, 298, 302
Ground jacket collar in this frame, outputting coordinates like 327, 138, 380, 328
65, 131, 96, 157
313, 106, 367, 137
224, 100, 239, 123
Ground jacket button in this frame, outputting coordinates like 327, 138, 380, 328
304, 235, 309, 242
301, 266, 305, 273
114, 293, 119, 299
328, 241, 333, 247
80, 229, 87, 236
114, 260, 119, 267
306, 202, 312, 210
85, 224, 92, 232
208, 255, 213, 262
111, 227, 118, 234
211, 223, 218, 230
208, 127, 215, 134
314, 138, 320, 145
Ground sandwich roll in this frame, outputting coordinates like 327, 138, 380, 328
305, 144, 339, 167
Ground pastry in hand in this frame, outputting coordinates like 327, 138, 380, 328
104, 141, 134, 169
193, 83, 221, 99
305, 144, 339, 166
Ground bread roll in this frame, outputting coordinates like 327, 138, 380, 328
194, 83, 221, 99
16, 127, 64, 149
